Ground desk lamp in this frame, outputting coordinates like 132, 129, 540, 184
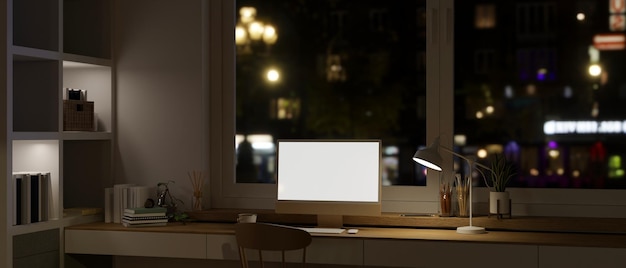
413, 137, 490, 234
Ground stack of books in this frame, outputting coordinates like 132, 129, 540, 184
122, 207, 168, 227
12, 172, 52, 225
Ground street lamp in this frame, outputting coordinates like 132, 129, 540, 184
588, 64, 602, 77
266, 68, 280, 83
235, 6, 278, 54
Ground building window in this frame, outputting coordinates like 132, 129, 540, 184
516, 2, 556, 38
516, 48, 557, 82
474, 49, 495, 74
475, 4, 496, 29
326, 54, 347, 82
328, 10, 348, 36
370, 8, 388, 32
271, 98, 301, 120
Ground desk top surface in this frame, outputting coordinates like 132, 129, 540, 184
66, 222, 626, 249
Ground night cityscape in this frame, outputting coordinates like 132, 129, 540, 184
234, 0, 626, 189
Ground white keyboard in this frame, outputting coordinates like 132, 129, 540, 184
298, 227, 345, 234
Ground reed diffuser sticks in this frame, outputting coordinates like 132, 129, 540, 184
188, 170, 204, 211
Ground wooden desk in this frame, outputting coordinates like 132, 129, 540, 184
65, 222, 626, 268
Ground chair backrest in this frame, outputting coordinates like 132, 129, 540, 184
235, 223, 312, 268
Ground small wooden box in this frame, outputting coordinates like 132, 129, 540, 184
63, 100, 94, 131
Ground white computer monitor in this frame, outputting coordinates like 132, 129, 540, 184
275, 139, 382, 228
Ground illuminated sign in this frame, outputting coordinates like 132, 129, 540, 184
544, 120, 626, 135
610, 0, 626, 14
593, 34, 625, 50
610, 15, 626, 31
610, 0, 626, 31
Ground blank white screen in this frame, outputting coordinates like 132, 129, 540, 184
277, 140, 380, 202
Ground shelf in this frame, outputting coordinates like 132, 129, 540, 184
12, 132, 61, 141
63, 53, 112, 67
5, 0, 113, 267
12, 140, 61, 222
12, 46, 61, 61
62, 131, 112, 141
63, 60, 113, 132
8, 219, 61, 237
12, 59, 60, 132
63, 140, 112, 209
13, 0, 59, 51
63, 0, 111, 59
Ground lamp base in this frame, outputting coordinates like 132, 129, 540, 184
456, 225, 486, 234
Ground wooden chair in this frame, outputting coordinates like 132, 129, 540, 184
235, 223, 312, 268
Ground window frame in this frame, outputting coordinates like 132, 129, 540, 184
208, 0, 626, 217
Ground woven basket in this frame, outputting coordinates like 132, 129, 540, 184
63, 100, 94, 131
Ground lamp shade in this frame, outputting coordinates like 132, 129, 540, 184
412, 138, 443, 171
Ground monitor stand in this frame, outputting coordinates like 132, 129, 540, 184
317, 215, 343, 228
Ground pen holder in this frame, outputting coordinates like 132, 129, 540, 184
457, 185, 469, 217
439, 182, 452, 217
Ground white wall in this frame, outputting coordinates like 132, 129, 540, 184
114, 0, 207, 210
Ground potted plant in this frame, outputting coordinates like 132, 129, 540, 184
488, 154, 516, 215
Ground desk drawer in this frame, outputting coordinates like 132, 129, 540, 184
364, 239, 537, 268
65, 229, 206, 259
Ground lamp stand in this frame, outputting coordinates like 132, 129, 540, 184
457, 225, 486, 234
412, 137, 488, 234
455, 157, 486, 234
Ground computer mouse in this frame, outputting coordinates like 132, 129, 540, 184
347, 228, 359, 234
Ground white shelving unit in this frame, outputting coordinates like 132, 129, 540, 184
3, 0, 113, 267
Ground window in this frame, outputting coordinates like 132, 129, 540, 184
326, 54, 347, 82
210, 0, 626, 216
233, 0, 428, 188
516, 2, 556, 38
474, 49, 495, 74
216, 0, 437, 212
453, 0, 626, 216
328, 10, 348, 37
370, 8, 388, 32
271, 97, 301, 119
475, 4, 496, 29
516, 48, 557, 81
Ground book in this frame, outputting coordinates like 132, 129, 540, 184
122, 217, 169, 224
123, 215, 168, 221
122, 222, 167, 228
12, 172, 52, 225
123, 212, 166, 217
104, 187, 114, 223
30, 174, 40, 223
128, 186, 153, 208
13, 174, 23, 225
22, 173, 31, 224
124, 207, 167, 215
39, 173, 51, 222
65, 88, 87, 101
113, 184, 135, 223
122, 218, 168, 224
64, 207, 103, 217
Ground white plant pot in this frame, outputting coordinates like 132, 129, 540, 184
489, 191, 510, 214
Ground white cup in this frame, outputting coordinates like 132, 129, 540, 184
237, 213, 257, 223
